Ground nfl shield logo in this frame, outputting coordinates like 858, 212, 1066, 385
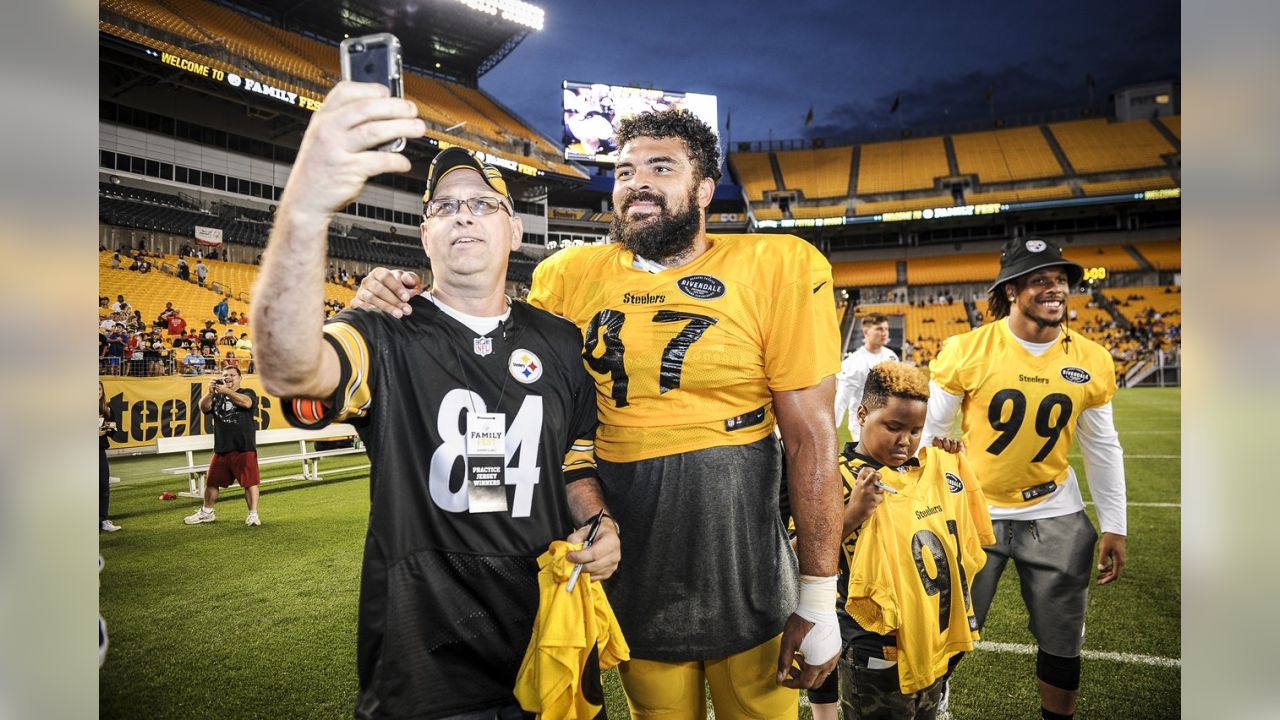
473, 337, 493, 357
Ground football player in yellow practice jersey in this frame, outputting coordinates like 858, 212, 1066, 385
805, 362, 992, 720
352, 109, 844, 718
922, 237, 1127, 720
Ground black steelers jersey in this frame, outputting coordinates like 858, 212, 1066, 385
282, 297, 598, 719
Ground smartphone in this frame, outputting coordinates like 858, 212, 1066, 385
339, 33, 406, 152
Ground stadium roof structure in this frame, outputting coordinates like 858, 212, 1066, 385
221, 0, 539, 84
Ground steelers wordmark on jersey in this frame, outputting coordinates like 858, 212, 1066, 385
845, 447, 995, 694
528, 233, 841, 462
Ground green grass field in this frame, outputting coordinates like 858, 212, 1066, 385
99, 388, 1179, 719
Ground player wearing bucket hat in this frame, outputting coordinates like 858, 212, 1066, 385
922, 235, 1127, 720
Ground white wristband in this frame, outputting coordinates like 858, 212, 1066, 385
795, 575, 840, 665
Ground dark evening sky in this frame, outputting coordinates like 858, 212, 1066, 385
479, 0, 1179, 147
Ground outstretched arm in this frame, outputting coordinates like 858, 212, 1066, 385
253, 82, 424, 399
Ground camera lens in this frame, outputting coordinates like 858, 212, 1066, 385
351, 42, 365, 53
364, 62, 376, 74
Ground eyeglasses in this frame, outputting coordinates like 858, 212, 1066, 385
425, 196, 512, 218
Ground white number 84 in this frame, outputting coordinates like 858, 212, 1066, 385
429, 389, 543, 517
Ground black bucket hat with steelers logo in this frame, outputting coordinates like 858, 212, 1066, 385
987, 236, 1084, 292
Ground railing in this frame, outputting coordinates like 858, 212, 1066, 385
99, 352, 253, 378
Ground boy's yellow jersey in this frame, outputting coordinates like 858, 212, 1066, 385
928, 320, 1117, 507
845, 447, 995, 694
529, 234, 840, 462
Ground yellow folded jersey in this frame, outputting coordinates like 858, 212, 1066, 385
515, 540, 630, 719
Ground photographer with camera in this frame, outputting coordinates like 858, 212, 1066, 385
184, 366, 262, 527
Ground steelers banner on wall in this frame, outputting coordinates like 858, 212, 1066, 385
101, 376, 284, 450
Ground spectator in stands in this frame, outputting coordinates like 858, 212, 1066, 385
110, 294, 129, 314
220, 328, 237, 347
182, 348, 206, 375
214, 297, 230, 325
195, 259, 209, 288
102, 328, 127, 375
166, 309, 187, 338
222, 349, 240, 371
236, 312, 249, 325
143, 333, 167, 376
235, 333, 253, 355
99, 382, 121, 533
199, 321, 219, 355
184, 366, 262, 527
137, 258, 151, 274
129, 310, 145, 333
177, 256, 190, 281
110, 252, 121, 270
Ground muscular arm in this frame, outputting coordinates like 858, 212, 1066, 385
774, 376, 841, 577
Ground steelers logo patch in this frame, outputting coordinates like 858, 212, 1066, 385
508, 349, 543, 384
945, 472, 964, 493
1025, 239, 1047, 253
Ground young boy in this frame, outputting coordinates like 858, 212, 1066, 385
809, 362, 993, 720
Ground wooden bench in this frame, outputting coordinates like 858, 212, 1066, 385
156, 425, 365, 498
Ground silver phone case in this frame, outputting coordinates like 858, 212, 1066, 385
339, 33, 406, 152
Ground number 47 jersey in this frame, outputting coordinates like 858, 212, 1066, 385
529, 234, 841, 463
928, 320, 1118, 508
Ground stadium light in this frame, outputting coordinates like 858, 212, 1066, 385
455, 0, 544, 31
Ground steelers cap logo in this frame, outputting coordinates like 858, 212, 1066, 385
508, 349, 543, 384
1025, 239, 1046, 252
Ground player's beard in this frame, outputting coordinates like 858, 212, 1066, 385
611, 183, 702, 263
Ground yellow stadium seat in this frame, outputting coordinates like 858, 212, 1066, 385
1080, 177, 1176, 196
856, 137, 949, 195
952, 126, 1063, 183
753, 207, 784, 221
906, 253, 1001, 284
853, 195, 953, 216
790, 205, 848, 219
965, 186, 1074, 205
730, 153, 778, 201
831, 259, 897, 287
1049, 118, 1177, 174
1061, 244, 1140, 273
775, 146, 853, 199
1133, 240, 1180, 271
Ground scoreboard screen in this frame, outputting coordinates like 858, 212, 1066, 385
562, 80, 718, 164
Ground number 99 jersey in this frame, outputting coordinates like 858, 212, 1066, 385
529, 234, 841, 463
928, 320, 1117, 508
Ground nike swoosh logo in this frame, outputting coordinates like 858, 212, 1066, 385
812, 281, 828, 294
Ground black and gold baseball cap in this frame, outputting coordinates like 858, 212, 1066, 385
422, 147, 511, 212
988, 236, 1084, 292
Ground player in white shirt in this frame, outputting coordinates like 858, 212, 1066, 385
833, 314, 899, 440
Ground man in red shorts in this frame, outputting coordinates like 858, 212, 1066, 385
185, 365, 262, 526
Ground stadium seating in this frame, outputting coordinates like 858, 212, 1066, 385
1061, 244, 1141, 272
753, 207, 784, 221
790, 205, 848, 219
1159, 115, 1180, 140
951, 126, 1064, 183
1080, 177, 1177, 196
965, 186, 1074, 205
775, 146, 853, 199
853, 301, 971, 366
1133, 240, 1180, 271
906, 253, 1001, 284
831, 259, 897, 287
729, 152, 778, 201
1048, 118, 1177, 173
100, 0, 582, 178
855, 137, 949, 195
853, 195, 953, 216
100, 251, 251, 329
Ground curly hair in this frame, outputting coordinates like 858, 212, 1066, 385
614, 109, 723, 183
861, 361, 931, 410
987, 281, 1014, 320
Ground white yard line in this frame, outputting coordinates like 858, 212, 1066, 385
1070, 454, 1180, 459
1117, 430, 1180, 434
1086, 500, 1181, 508
974, 641, 1180, 668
